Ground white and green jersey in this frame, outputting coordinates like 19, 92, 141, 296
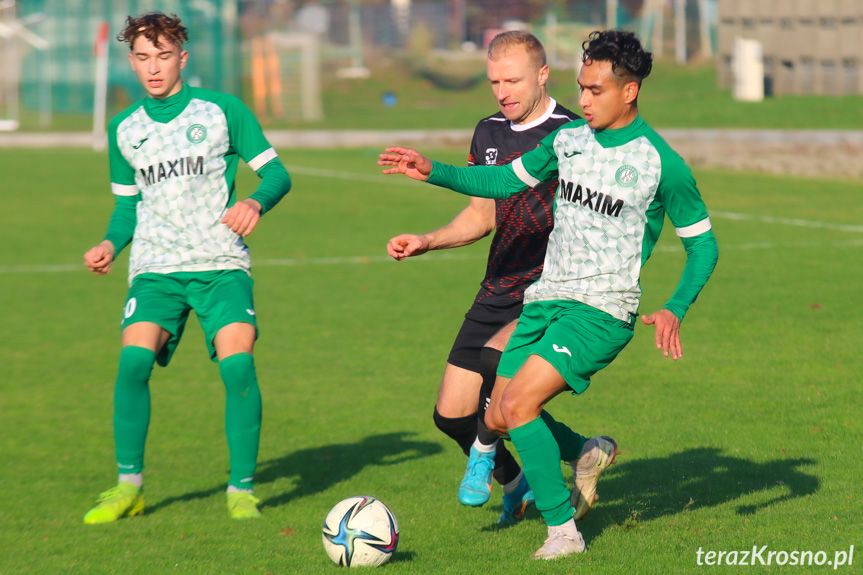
428, 115, 714, 323
108, 83, 283, 283
514, 116, 711, 321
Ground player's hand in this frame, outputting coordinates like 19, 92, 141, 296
222, 199, 262, 237
387, 234, 431, 260
640, 309, 683, 360
84, 240, 116, 275
378, 147, 432, 181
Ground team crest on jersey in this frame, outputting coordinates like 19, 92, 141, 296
615, 165, 639, 187
186, 124, 207, 143
485, 148, 498, 165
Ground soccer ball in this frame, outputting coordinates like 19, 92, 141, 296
322, 496, 399, 567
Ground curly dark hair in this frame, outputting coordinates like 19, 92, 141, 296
117, 12, 188, 50
582, 30, 653, 85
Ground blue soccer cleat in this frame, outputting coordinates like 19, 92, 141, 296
458, 446, 495, 506
498, 474, 535, 524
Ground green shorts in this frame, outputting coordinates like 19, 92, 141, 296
497, 300, 634, 394
121, 270, 258, 366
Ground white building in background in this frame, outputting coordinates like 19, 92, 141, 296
717, 0, 863, 96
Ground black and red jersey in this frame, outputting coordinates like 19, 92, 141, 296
467, 98, 578, 305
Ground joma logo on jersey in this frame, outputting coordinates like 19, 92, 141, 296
558, 179, 624, 217
139, 156, 205, 185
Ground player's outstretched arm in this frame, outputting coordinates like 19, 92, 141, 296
222, 198, 263, 237
378, 147, 433, 181
387, 198, 495, 261
640, 309, 682, 360
84, 240, 116, 275
381, 146, 527, 199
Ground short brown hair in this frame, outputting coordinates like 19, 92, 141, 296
117, 12, 188, 50
487, 30, 547, 69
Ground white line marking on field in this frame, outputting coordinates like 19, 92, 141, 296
285, 167, 863, 231
255, 252, 476, 266
0, 252, 478, 274
711, 211, 863, 233
285, 165, 419, 186
3, 240, 861, 274
283, 167, 863, 233
651, 238, 863, 254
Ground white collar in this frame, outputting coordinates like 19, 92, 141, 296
510, 97, 558, 132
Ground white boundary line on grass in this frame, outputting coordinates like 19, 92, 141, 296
4, 165, 861, 274
2, 240, 862, 275
0, 252, 475, 274
285, 165, 420, 185
254, 252, 473, 266
286, 166, 863, 233
287, 166, 863, 233
711, 210, 863, 233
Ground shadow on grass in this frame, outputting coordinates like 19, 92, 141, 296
257, 432, 443, 509
146, 432, 442, 513
388, 550, 417, 565
575, 447, 818, 538
481, 447, 817, 533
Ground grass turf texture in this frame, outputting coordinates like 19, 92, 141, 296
312, 59, 863, 131
1, 148, 861, 574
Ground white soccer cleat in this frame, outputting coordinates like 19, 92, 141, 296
530, 520, 586, 560
569, 435, 617, 520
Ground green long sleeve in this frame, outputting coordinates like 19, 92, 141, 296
248, 158, 292, 215
663, 230, 719, 320
103, 194, 139, 254
426, 160, 527, 199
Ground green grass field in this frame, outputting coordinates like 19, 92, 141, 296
1, 148, 861, 574
311, 58, 863, 131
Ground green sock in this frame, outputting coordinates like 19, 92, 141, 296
114, 346, 155, 474
540, 410, 587, 462
509, 417, 573, 526
220, 353, 261, 490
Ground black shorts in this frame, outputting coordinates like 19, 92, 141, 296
447, 300, 523, 373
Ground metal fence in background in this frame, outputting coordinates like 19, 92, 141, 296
13, 0, 241, 119
3, 0, 720, 126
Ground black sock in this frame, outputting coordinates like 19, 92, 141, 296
476, 347, 522, 486
492, 440, 522, 487
433, 407, 477, 456
476, 347, 502, 445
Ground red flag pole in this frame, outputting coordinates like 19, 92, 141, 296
93, 21, 110, 150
